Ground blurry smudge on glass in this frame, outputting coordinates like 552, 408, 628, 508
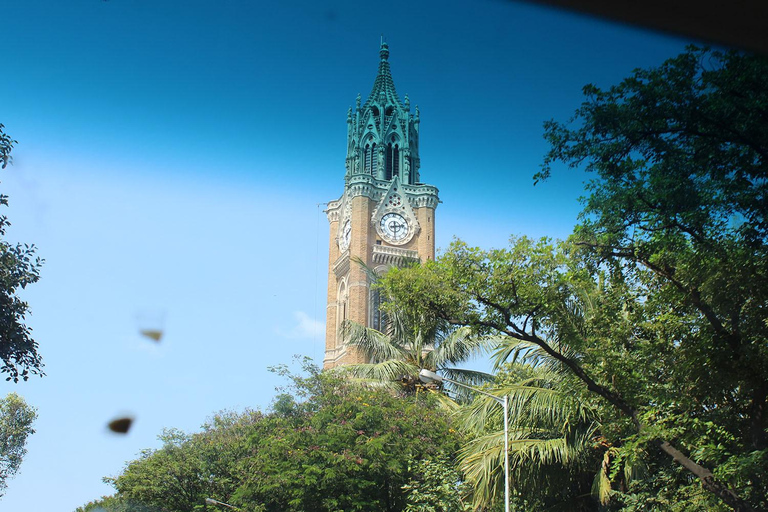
135, 309, 166, 342
107, 416, 134, 434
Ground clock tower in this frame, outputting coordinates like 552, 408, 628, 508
324, 42, 439, 369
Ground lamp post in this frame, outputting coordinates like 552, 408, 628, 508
419, 369, 510, 512
204, 497, 240, 510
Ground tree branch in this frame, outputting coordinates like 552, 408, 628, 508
658, 441, 754, 512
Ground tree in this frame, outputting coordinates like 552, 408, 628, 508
233, 361, 466, 511
457, 361, 601, 511
102, 410, 263, 512
0, 393, 37, 497
338, 261, 491, 400
340, 315, 491, 399
82, 360, 467, 512
0, 123, 44, 382
540, 46, 768, 510
382, 47, 768, 511
402, 455, 472, 512
74, 495, 153, 512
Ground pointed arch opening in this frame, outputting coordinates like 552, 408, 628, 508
364, 140, 378, 175
384, 106, 394, 127
369, 265, 390, 334
336, 278, 349, 345
385, 136, 400, 181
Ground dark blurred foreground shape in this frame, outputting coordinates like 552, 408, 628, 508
107, 417, 134, 434
526, 0, 768, 54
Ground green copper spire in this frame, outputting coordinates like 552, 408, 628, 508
363, 42, 403, 110
345, 42, 421, 185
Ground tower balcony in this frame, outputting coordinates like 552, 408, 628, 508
372, 245, 419, 266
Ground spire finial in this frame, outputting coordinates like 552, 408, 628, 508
380, 36, 389, 61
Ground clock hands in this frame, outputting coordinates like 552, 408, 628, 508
380, 213, 409, 242
339, 220, 352, 250
387, 220, 405, 235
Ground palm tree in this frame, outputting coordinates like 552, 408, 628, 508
340, 315, 492, 399
456, 354, 601, 510
336, 259, 493, 401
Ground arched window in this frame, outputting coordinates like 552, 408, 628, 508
385, 143, 399, 180
371, 143, 378, 175
384, 106, 394, 126
336, 280, 348, 344
364, 144, 373, 174
364, 141, 378, 175
370, 287, 387, 333
369, 266, 389, 333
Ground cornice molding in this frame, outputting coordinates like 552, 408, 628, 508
341, 175, 439, 205
332, 251, 350, 277
372, 245, 419, 266
323, 346, 348, 366
325, 198, 342, 222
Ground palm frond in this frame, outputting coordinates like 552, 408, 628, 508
456, 365, 601, 510
382, 306, 410, 342
341, 359, 418, 383
440, 368, 495, 387
489, 336, 531, 369
458, 375, 594, 434
438, 367, 496, 404
340, 320, 406, 363
342, 258, 493, 404
351, 256, 381, 283
507, 382, 595, 430
459, 430, 507, 509
422, 387, 462, 411
431, 326, 493, 366
508, 436, 576, 466
622, 448, 648, 486
592, 448, 613, 505
461, 423, 600, 510
491, 337, 580, 376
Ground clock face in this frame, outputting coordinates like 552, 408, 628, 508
339, 220, 351, 250
379, 212, 409, 242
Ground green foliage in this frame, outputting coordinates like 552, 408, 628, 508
382, 47, 768, 510
541, 45, 768, 511
338, 261, 492, 401
0, 124, 14, 170
458, 363, 600, 510
82, 359, 464, 512
234, 362, 464, 511
0, 393, 36, 497
74, 495, 154, 512
98, 410, 262, 512
402, 456, 472, 512
0, 123, 44, 382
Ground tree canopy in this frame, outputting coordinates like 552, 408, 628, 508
0, 393, 37, 497
338, 262, 491, 399
382, 47, 768, 511
0, 123, 44, 382
80, 360, 468, 512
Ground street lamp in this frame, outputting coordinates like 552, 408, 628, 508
205, 497, 240, 510
419, 369, 510, 512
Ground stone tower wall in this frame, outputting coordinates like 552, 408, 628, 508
323, 43, 438, 369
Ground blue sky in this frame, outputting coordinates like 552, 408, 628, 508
1, 0, 695, 509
